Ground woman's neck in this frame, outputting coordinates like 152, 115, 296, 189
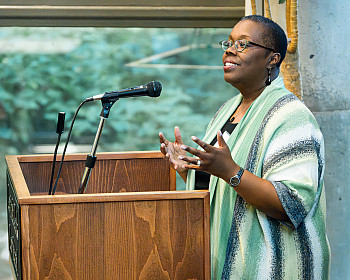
238, 69, 279, 102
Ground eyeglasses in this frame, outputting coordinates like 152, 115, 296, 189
219, 39, 276, 53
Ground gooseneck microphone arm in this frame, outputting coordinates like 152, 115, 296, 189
78, 100, 115, 194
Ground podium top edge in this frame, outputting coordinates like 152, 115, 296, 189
18, 190, 210, 205
6, 151, 164, 163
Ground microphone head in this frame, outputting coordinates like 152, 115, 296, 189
56, 112, 65, 134
146, 81, 162, 97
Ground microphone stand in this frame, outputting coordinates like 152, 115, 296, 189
78, 100, 116, 194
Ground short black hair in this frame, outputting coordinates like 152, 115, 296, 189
240, 15, 287, 68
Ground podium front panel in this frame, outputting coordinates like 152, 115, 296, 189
17, 152, 176, 195
6, 152, 210, 279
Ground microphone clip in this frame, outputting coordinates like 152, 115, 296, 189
101, 93, 120, 104
100, 100, 117, 118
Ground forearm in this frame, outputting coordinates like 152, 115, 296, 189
223, 167, 289, 221
181, 133, 290, 221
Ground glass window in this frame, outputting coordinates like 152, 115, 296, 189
0, 27, 238, 278
0, 27, 237, 153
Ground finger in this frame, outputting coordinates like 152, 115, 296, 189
181, 145, 203, 158
168, 155, 182, 170
174, 126, 184, 144
160, 143, 167, 155
182, 163, 201, 170
161, 151, 175, 165
191, 136, 214, 153
216, 130, 228, 148
159, 132, 169, 145
178, 155, 199, 165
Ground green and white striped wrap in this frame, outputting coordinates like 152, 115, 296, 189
186, 77, 330, 279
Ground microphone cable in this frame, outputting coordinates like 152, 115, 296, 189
48, 112, 65, 195
51, 100, 88, 195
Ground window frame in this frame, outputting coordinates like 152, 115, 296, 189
0, 1, 245, 28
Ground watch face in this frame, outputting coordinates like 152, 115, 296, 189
229, 167, 244, 187
231, 176, 240, 186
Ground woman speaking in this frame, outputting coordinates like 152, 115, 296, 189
159, 15, 330, 279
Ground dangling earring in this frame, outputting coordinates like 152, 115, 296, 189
266, 68, 272, 86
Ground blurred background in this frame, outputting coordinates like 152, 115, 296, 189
0, 27, 237, 278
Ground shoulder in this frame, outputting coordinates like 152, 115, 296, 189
260, 91, 324, 161
262, 93, 324, 170
264, 92, 321, 136
267, 78, 318, 127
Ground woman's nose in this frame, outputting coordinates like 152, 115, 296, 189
225, 47, 237, 56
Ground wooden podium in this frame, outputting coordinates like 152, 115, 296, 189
6, 151, 210, 279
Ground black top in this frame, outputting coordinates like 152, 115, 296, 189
194, 120, 237, 190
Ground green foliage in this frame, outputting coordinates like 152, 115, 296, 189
0, 27, 237, 187
279, 0, 286, 3
0, 26, 236, 277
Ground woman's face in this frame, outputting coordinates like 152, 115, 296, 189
222, 20, 272, 91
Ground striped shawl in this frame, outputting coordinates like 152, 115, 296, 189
186, 77, 330, 279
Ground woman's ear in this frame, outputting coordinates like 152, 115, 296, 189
269, 52, 281, 68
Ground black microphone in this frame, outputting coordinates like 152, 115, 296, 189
85, 81, 162, 102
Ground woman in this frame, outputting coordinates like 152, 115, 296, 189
159, 15, 330, 279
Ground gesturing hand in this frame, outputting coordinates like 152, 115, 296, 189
179, 130, 239, 182
159, 126, 188, 173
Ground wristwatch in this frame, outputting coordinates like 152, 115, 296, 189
229, 167, 245, 187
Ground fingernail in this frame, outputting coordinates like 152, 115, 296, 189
191, 136, 198, 141
181, 145, 187, 150
178, 156, 184, 160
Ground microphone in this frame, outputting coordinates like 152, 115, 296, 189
85, 81, 162, 102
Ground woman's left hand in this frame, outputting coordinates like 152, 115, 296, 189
179, 130, 240, 182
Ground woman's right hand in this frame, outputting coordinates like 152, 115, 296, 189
159, 126, 188, 174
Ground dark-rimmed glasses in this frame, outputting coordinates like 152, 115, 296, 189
219, 39, 276, 53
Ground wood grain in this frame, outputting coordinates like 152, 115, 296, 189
22, 198, 208, 279
16, 151, 176, 195
6, 152, 210, 279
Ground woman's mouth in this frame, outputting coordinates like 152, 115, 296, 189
223, 61, 239, 70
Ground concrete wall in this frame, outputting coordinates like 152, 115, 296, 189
246, 0, 350, 278
298, 1, 350, 279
